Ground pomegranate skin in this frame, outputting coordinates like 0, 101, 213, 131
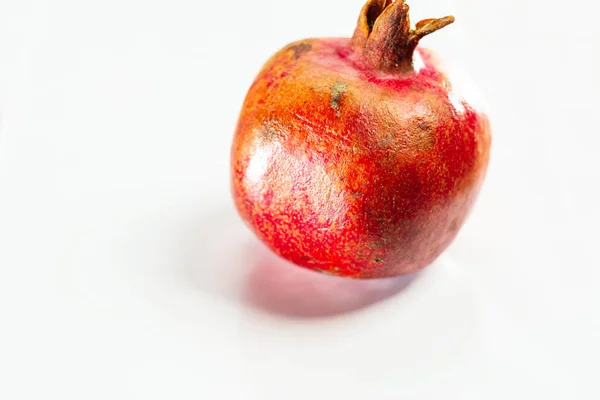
231, 1, 491, 278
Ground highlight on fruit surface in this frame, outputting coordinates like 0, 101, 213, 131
231, 0, 491, 279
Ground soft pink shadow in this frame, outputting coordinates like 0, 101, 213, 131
178, 207, 419, 319
243, 241, 420, 318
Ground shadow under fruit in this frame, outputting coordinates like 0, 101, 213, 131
243, 239, 420, 318
231, 0, 491, 279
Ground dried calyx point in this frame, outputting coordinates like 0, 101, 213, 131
351, 0, 454, 72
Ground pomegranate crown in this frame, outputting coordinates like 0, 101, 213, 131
351, 0, 454, 71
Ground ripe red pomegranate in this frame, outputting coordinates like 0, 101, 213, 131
231, 0, 491, 278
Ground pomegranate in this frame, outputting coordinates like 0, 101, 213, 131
231, 0, 491, 278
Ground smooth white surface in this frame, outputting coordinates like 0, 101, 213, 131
0, 0, 598, 399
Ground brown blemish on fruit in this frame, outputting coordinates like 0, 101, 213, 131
330, 82, 347, 117
449, 216, 460, 231
289, 42, 313, 59
415, 120, 435, 150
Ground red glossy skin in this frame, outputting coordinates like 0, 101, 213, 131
231, 1, 491, 278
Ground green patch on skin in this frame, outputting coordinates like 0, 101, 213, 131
330, 82, 347, 117
259, 120, 284, 142
261, 127, 278, 141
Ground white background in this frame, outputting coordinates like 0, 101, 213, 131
0, 0, 598, 398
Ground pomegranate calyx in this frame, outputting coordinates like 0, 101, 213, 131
351, 0, 454, 72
